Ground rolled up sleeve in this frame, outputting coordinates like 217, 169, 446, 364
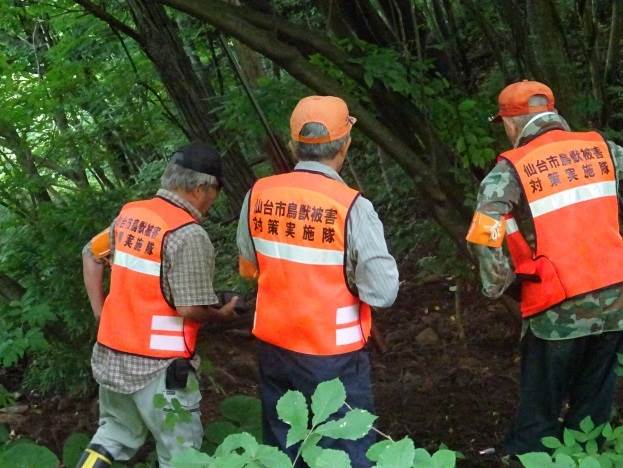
469, 160, 520, 298
236, 191, 257, 269
347, 197, 399, 308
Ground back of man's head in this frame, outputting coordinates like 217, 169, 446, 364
160, 141, 222, 193
289, 96, 356, 162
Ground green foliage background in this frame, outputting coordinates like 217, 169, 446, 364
0, 0, 620, 404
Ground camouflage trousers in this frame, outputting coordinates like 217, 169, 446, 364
504, 329, 623, 455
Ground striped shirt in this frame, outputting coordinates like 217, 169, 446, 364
87, 189, 218, 393
236, 161, 399, 308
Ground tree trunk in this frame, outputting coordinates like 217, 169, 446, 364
0, 117, 52, 205
527, 0, 581, 124
126, 0, 255, 212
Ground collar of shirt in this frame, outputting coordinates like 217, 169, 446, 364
294, 161, 345, 184
514, 112, 571, 148
156, 189, 202, 221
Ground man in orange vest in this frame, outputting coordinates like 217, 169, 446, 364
78, 141, 239, 468
237, 96, 399, 466
467, 81, 623, 458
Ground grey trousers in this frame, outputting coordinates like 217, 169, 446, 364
89, 369, 203, 467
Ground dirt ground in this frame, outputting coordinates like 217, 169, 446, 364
5, 270, 612, 467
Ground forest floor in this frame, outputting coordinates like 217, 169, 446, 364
6, 263, 617, 467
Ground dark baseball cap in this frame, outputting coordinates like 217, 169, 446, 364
171, 141, 223, 185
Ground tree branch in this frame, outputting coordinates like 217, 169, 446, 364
73, 0, 145, 46
166, 0, 368, 87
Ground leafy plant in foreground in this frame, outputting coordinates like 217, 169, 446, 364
519, 416, 623, 467
202, 394, 262, 454
172, 378, 457, 467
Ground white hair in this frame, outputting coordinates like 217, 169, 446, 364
509, 95, 555, 129
292, 122, 349, 161
160, 162, 219, 192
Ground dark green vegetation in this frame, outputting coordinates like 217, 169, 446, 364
0, 0, 622, 466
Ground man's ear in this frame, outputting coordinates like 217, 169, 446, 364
339, 137, 351, 160
288, 140, 299, 161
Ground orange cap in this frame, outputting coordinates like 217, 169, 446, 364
490, 80, 555, 122
290, 96, 356, 143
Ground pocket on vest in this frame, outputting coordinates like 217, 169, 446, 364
519, 256, 567, 317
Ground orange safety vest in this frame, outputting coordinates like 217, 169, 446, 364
98, 197, 200, 358
499, 129, 623, 317
249, 170, 372, 355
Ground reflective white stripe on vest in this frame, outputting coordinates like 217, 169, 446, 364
336, 304, 359, 325
529, 181, 616, 218
253, 237, 344, 265
114, 250, 161, 276
336, 325, 363, 346
151, 315, 183, 332
150, 334, 185, 352
506, 217, 519, 235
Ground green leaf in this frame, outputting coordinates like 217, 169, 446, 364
587, 424, 603, 441
0, 442, 59, 468
585, 439, 598, 456
554, 453, 575, 466
215, 432, 258, 458
314, 448, 351, 468
254, 444, 292, 468
376, 437, 415, 468
603, 423, 614, 440
171, 447, 213, 467
153, 393, 167, 409
310, 378, 346, 426
203, 421, 239, 445
541, 436, 562, 449
578, 457, 601, 468
431, 449, 456, 468
219, 395, 262, 426
616, 353, 623, 366
569, 428, 588, 443
517, 452, 554, 467
62, 432, 90, 467
300, 433, 323, 467
315, 409, 377, 440
458, 99, 477, 112
276, 390, 308, 448
596, 454, 614, 467
209, 452, 248, 468
366, 440, 393, 462
580, 416, 595, 434
563, 428, 575, 447
412, 448, 433, 468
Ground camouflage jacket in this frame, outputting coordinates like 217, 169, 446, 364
470, 112, 623, 340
